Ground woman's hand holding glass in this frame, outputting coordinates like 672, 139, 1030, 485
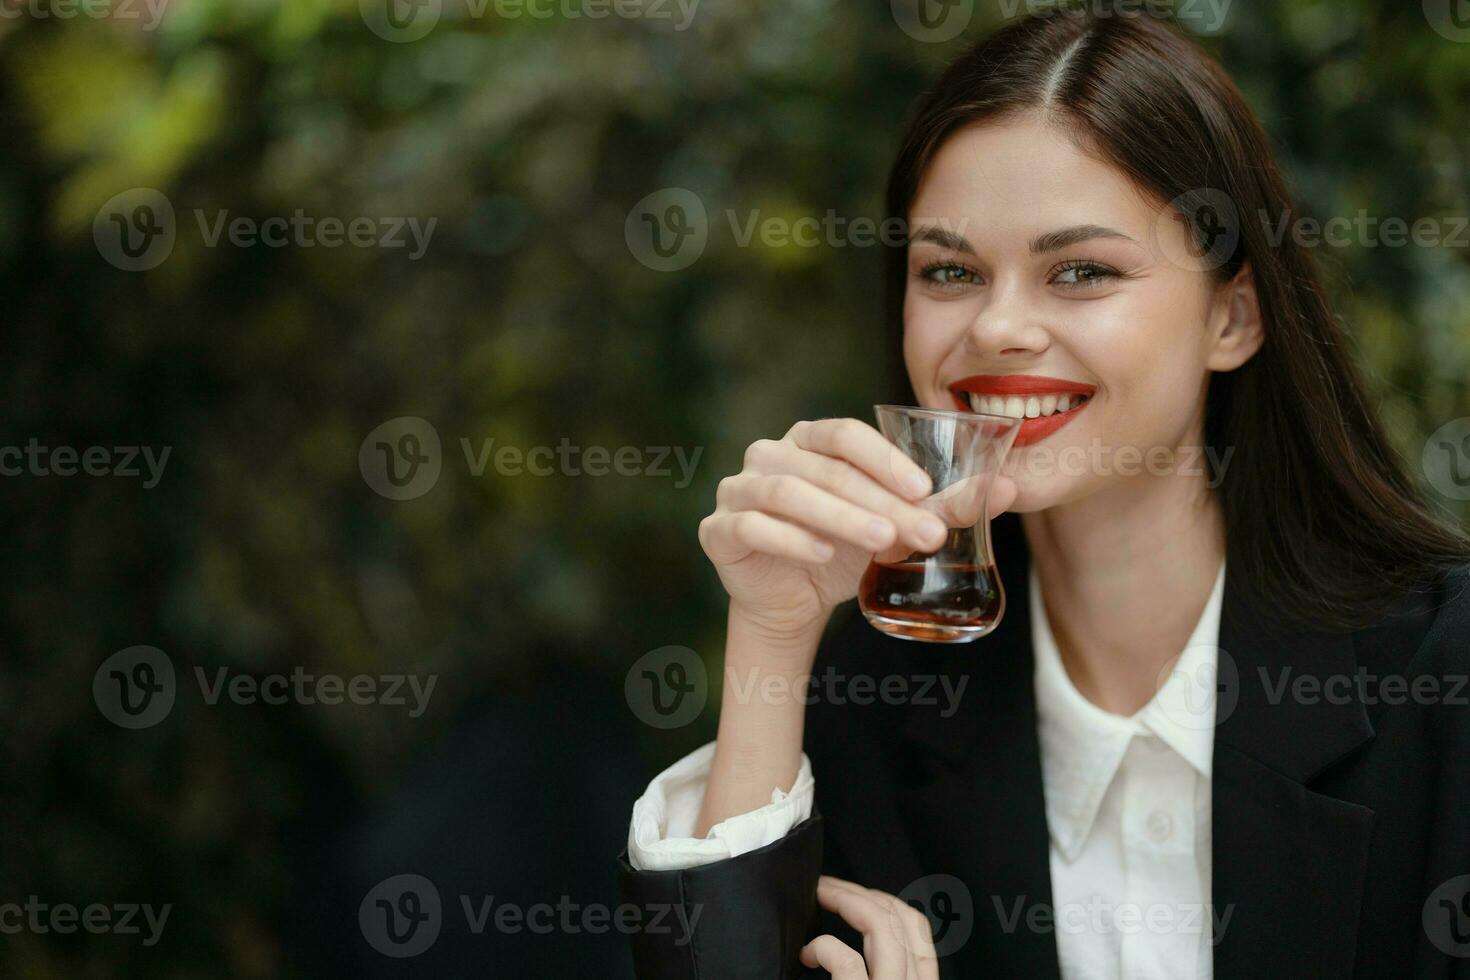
699, 417, 1018, 647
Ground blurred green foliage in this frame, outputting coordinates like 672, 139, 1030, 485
1, 0, 1467, 975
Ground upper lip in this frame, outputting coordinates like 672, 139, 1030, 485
948, 374, 1097, 398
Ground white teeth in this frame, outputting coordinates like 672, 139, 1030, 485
966, 391, 1090, 418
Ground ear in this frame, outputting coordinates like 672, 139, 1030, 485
1206, 262, 1264, 371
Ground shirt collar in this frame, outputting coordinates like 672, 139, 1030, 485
1030, 557, 1226, 861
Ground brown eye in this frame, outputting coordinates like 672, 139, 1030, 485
920, 262, 980, 287
1052, 260, 1119, 288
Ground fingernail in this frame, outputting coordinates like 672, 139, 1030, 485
903, 472, 931, 497
812, 540, 835, 560
918, 517, 947, 543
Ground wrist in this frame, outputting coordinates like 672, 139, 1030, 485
727, 599, 831, 663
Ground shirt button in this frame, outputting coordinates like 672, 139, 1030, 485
1146, 810, 1174, 843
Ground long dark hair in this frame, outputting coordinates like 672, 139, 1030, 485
883, 4, 1470, 632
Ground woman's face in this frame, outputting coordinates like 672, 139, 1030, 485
903, 111, 1259, 513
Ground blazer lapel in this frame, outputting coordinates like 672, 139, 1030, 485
897, 514, 1062, 979
892, 515, 1377, 979
1212, 567, 1376, 979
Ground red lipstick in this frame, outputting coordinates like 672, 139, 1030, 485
948, 374, 1097, 447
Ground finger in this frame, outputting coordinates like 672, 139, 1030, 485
817, 878, 910, 978
718, 473, 909, 553
988, 474, 1017, 519
787, 418, 933, 502
699, 510, 834, 565
753, 445, 949, 552
923, 477, 986, 529
800, 935, 869, 980
820, 878, 938, 979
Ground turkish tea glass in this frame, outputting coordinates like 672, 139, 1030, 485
857, 404, 1021, 643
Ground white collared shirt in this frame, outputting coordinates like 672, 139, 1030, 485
627, 560, 1227, 980
1032, 559, 1225, 980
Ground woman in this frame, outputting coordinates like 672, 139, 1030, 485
619, 7, 1470, 978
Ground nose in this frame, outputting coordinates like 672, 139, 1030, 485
962, 281, 1050, 359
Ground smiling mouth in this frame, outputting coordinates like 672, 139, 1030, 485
947, 375, 1096, 446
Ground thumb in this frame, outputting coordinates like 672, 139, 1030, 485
988, 474, 1018, 519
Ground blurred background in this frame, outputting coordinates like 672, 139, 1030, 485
2, 0, 1468, 975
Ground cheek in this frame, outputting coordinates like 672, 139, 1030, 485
901, 303, 965, 397
1087, 314, 1210, 435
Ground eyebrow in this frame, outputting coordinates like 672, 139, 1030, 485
908, 223, 1137, 254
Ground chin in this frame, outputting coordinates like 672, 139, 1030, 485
1004, 463, 1094, 513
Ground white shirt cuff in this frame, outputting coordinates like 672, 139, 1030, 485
627, 741, 815, 872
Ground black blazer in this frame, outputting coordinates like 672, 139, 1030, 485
620, 513, 1470, 978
